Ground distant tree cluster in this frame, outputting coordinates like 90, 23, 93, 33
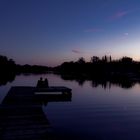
16, 64, 49, 74
120, 56, 133, 63
91, 55, 112, 63
0, 55, 16, 85
0, 54, 140, 87
0, 55, 50, 86
90, 55, 133, 63
53, 55, 140, 89
0, 55, 16, 73
0, 54, 50, 74
54, 55, 140, 79
73, 55, 134, 64
57, 55, 135, 68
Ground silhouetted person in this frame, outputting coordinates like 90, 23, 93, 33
44, 78, 49, 87
37, 77, 44, 88
37, 77, 49, 88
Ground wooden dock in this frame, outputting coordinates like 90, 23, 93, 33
0, 86, 72, 140
35, 86, 72, 93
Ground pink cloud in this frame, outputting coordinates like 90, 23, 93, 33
109, 10, 129, 20
72, 49, 81, 54
84, 28, 104, 33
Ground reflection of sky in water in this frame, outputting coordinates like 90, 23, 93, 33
1, 74, 140, 139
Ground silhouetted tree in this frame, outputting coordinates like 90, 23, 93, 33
109, 55, 112, 62
121, 56, 133, 63
102, 55, 107, 62
91, 56, 100, 63
77, 57, 85, 64
9, 59, 15, 65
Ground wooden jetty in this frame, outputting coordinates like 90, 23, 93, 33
0, 86, 72, 140
35, 86, 72, 93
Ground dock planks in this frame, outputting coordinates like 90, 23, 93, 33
0, 86, 72, 140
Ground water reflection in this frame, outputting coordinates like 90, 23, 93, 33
91, 79, 135, 89
1, 74, 140, 140
60, 74, 138, 89
0, 72, 139, 89
0, 73, 16, 86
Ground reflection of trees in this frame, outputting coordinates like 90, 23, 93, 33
91, 79, 135, 89
76, 79, 85, 86
0, 73, 16, 86
53, 55, 140, 89
110, 78, 135, 89
60, 74, 86, 86
91, 80, 109, 89
59, 74, 138, 89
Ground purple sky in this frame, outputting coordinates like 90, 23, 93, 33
1, 0, 140, 66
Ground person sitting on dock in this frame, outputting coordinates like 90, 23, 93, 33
44, 78, 49, 87
37, 77, 44, 88
37, 77, 49, 88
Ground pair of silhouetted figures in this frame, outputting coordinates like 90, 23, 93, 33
37, 77, 49, 88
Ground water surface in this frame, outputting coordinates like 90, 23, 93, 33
1, 74, 140, 140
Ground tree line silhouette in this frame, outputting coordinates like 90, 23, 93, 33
51, 55, 140, 88
54, 55, 139, 75
0, 55, 49, 85
1, 54, 140, 87
0, 55, 50, 74
53, 55, 140, 88
0, 55, 16, 85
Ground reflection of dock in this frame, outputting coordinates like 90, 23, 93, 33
0, 86, 72, 140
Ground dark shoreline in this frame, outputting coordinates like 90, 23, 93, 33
1, 54, 140, 88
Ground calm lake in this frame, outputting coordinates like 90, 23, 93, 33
1, 73, 140, 140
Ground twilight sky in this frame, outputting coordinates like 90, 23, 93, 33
1, 0, 140, 66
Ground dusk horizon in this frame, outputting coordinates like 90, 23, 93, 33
2, 1, 140, 139
2, 54, 140, 67
1, 0, 140, 66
